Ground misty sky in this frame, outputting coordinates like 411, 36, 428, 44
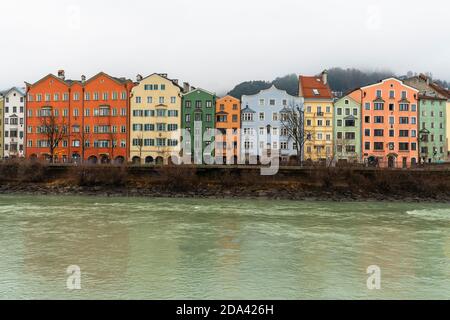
1, 0, 449, 94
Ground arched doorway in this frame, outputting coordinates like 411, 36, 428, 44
88, 155, 98, 164
387, 155, 396, 168
114, 156, 125, 165
155, 156, 164, 165
367, 156, 378, 167
100, 155, 110, 164
30, 154, 38, 161
132, 156, 141, 165
72, 153, 81, 164
411, 158, 417, 166
145, 156, 154, 164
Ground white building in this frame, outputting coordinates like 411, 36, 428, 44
241, 85, 304, 163
1, 87, 26, 158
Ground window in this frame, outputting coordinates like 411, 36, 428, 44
242, 113, 254, 121
159, 97, 165, 104
365, 142, 370, 150
374, 116, 384, 123
171, 97, 176, 104
399, 117, 409, 124
206, 101, 212, 108
72, 140, 80, 147
345, 132, 355, 140
399, 143, 409, 151
270, 112, 278, 121
269, 99, 275, 106
337, 108, 342, 115
345, 119, 355, 127
374, 142, 383, 150
374, 103, 384, 110
337, 119, 342, 127
364, 129, 370, 137
389, 90, 395, 99
365, 103, 370, 110
374, 129, 384, 137
376, 90, 382, 98
136, 96, 142, 103
399, 130, 409, 137
401, 91, 407, 99
399, 103, 409, 111
259, 112, 265, 121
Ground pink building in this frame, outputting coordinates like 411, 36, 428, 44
357, 78, 419, 168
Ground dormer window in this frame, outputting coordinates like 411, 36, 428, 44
313, 89, 320, 95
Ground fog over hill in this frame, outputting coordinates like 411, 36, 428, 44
226, 68, 449, 99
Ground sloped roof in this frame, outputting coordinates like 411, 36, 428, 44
299, 76, 333, 99
241, 106, 256, 113
1, 87, 25, 97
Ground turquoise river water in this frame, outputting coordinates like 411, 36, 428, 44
0, 195, 449, 299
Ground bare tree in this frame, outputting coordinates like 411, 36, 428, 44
40, 110, 69, 163
135, 131, 144, 163
280, 104, 311, 166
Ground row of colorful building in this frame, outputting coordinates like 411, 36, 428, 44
0, 70, 449, 168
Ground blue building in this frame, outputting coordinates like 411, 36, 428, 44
240, 85, 304, 163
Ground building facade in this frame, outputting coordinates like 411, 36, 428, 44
129, 73, 183, 164
333, 94, 361, 163
359, 78, 419, 168
181, 88, 216, 163
0, 95, 3, 159
26, 71, 133, 163
240, 85, 303, 162
404, 74, 449, 162
82, 72, 134, 163
1, 88, 26, 158
417, 96, 447, 163
298, 71, 334, 162
215, 95, 240, 163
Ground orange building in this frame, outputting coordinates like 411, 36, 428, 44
25, 71, 134, 163
358, 78, 419, 168
215, 95, 240, 163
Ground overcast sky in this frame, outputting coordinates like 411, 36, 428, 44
1, 0, 449, 94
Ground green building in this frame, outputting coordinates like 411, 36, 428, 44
418, 95, 447, 163
333, 95, 361, 163
181, 88, 216, 163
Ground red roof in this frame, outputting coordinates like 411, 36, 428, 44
299, 75, 333, 99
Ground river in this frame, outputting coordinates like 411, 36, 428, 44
0, 195, 449, 299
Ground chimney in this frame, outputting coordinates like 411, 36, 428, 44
183, 82, 190, 93
159, 73, 168, 78
322, 70, 328, 85
173, 79, 179, 85
136, 74, 143, 82
81, 75, 86, 83
58, 70, 65, 80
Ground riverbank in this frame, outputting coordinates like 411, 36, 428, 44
0, 162, 449, 202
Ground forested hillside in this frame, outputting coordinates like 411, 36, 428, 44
227, 68, 448, 99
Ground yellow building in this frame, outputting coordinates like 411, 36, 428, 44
129, 73, 183, 164
0, 94, 3, 159
446, 100, 450, 160
298, 71, 334, 162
